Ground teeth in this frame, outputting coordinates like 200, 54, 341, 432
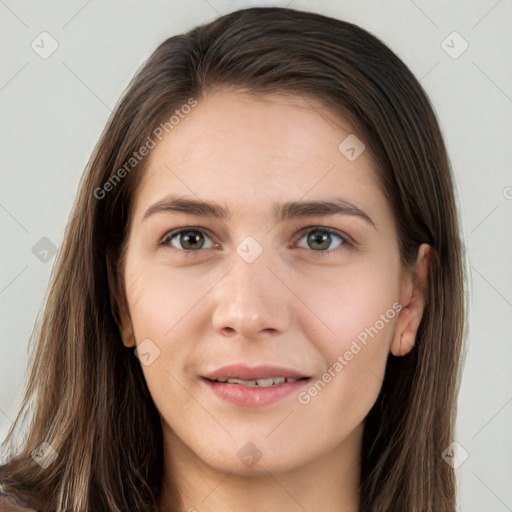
215, 376, 297, 387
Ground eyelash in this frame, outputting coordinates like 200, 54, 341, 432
159, 226, 354, 259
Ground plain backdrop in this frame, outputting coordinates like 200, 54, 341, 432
1, 1, 511, 510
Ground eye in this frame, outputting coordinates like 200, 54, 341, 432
160, 226, 352, 258
294, 227, 351, 256
161, 228, 216, 254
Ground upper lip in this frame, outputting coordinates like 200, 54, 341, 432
203, 364, 310, 381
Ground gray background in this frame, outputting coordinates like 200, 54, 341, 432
1, 1, 511, 510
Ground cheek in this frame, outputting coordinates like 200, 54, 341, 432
125, 264, 210, 342
124, 265, 212, 396
307, 286, 396, 401
124, 267, 200, 415
293, 257, 399, 418
296, 296, 397, 441
295, 254, 400, 356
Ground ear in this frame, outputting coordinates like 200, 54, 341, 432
119, 314, 136, 348
106, 251, 136, 348
391, 243, 432, 357
112, 284, 136, 348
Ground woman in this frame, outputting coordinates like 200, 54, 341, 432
0, 6, 466, 511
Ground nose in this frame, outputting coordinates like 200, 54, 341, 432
210, 247, 292, 340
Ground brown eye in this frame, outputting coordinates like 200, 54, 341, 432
177, 230, 205, 250
162, 229, 214, 252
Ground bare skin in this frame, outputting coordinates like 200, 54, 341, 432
118, 89, 431, 512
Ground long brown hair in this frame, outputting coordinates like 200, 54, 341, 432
0, 7, 466, 511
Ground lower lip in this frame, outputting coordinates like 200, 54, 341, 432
201, 378, 310, 407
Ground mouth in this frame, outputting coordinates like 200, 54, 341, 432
203, 375, 309, 387
200, 364, 312, 407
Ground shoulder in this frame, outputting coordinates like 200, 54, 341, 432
0, 484, 38, 512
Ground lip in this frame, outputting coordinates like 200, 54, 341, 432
201, 364, 311, 408
203, 364, 309, 381
202, 378, 310, 407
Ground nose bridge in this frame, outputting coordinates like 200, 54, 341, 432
211, 240, 289, 337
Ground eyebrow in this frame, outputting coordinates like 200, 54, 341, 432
142, 195, 375, 228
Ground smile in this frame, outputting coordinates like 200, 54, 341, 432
201, 375, 311, 407
207, 376, 303, 387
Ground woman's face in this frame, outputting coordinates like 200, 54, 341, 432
120, 89, 427, 477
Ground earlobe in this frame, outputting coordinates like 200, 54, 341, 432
390, 305, 424, 356
119, 316, 136, 347
391, 244, 432, 357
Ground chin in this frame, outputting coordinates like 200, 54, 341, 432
198, 440, 307, 476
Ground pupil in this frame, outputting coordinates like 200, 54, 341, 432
182, 231, 203, 250
308, 230, 330, 250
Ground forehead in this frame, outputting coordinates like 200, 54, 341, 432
151, 89, 364, 165
131, 90, 385, 226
